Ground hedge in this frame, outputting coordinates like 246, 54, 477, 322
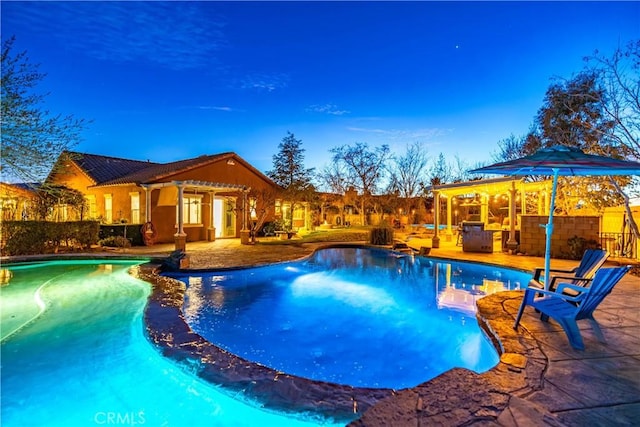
370, 226, 394, 245
99, 224, 144, 246
1, 220, 100, 256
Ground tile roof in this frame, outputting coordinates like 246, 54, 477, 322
64, 151, 276, 188
67, 151, 160, 185
99, 153, 231, 186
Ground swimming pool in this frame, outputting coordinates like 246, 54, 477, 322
1, 260, 339, 427
167, 247, 529, 390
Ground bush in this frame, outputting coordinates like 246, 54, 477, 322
370, 226, 394, 245
0, 220, 100, 256
566, 235, 600, 260
99, 224, 144, 246
98, 235, 132, 248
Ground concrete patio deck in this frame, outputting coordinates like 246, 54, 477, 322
15, 235, 638, 426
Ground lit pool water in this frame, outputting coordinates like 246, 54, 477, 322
168, 247, 529, 390
1, 260, 338, 427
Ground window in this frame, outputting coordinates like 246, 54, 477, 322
104, 194, 113, 223
1, 198, 18, 220
130, 192, 140, 224
54, 204, 69, 222
176, 194, 202, 225
86, 195, 97, 219
249, 197, 257, 219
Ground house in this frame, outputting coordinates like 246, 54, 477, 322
0, 182, 39, 221
42, 150, 284, 247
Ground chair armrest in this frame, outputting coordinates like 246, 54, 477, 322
555, 283, 590, 302
548, 275, 593, 291
532, 267, 577, 281
526, 283, 584, 303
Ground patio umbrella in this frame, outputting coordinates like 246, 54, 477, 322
470, 145, 640, 287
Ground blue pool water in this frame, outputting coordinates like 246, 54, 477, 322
167, 247, 529, 390
1, 260, 338, 427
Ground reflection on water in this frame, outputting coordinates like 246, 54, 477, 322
168, 247, 529, 389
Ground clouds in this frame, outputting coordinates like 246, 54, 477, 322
5, 2, 227, 70
306, 104, 350, 116
347, 126, 449, 142
239, 73, 289, 92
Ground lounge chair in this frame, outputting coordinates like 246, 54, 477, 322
513, 266, 631, 350
531, 248, 609, 292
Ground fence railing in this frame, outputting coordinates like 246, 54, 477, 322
599, 232, 638, 260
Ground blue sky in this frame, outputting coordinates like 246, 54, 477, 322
2, 1, 639, 175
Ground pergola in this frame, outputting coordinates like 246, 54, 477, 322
429, 177, 552, 250
141, 180, 250, 250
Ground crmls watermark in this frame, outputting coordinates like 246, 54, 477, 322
94, 411, 146, 425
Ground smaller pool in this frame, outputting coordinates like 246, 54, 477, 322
1, 260, 340, 427
168, 247, 529, 390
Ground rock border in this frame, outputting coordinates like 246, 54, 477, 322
133, 263, 395, 424
133, 247, 554, 426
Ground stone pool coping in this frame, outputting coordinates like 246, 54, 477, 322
133, 262, 394, 424
131, 244, 555, 425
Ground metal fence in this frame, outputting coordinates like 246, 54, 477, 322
599, 232, 638, 260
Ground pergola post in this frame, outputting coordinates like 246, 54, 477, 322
432, 190, 440, 248
208, 192, 216, 241
445, 195, 453, 241
142, 184, 152, 223
506, 181, 518, 252
174, 184, 187, 251
240, 189, 251, 244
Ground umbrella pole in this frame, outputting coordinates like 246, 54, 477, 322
543, 169, 559, 289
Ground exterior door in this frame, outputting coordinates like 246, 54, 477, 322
213, 198, 237, 238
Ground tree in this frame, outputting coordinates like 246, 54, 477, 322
329, 142, 390, 226
1, 37, 86, 186
584, 40, 640, 160
386, 141, 429, 216
534, 72, 615, 153
506, 72, 628, 215
584, 40, 640, 237
267, 132, 315, 230
493, 133, 529, 162
387, 142, 429, 198
428, 153, 451, 186
246, 187, 279, 243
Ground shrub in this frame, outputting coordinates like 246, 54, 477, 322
566, 235, 600, 260
0, 220, 100, 256
99, 224, 144, 246
370, 226, 394, 245
98, 236, 132, 248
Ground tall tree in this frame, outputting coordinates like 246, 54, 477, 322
387, 142, 429, 198
518, 72, 626, 215
584, 40, 640, 160
534, 72, 615, 153
493, 133, 528, 162
428, 153, 451, 186
584, 40, 640, 237
268, 131, 315, 190
1, 37, 86, 186
329, 142, 390, 226
267, 131, 315, 230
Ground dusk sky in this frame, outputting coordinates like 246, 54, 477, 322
2, 1, 639, 175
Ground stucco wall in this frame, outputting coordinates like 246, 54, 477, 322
519, 215, 601, 258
